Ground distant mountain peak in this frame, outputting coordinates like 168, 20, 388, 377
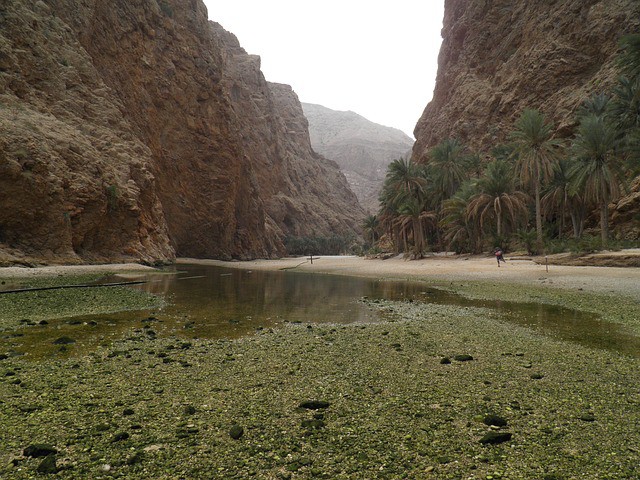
302, 103, 414, 214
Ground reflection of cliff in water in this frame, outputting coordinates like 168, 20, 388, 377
135, 265, 387, 337
3, 263, 638, 360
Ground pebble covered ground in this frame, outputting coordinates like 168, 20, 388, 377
1, 291, 638, 479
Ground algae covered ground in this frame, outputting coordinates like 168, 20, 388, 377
1, 273, 638, 479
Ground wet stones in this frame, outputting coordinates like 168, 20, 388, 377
229, 424, 244, 440
52, 336, 75, 345
578, 413, 596, 422
36, 454, 58, 474
299, 400, 330, 410
483, 414, 508, 428
23, 444, 57, 458
453, 354, 474, 362
111, 431, 130, 442
479, 431, 513, 445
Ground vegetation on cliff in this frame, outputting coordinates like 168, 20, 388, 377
366, 36, 640, 257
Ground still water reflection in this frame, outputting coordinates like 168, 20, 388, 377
3, 263, 638, 358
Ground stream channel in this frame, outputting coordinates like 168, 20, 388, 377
3, 263, 639, 359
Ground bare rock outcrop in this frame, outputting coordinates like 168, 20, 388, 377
0, 0, 174, 265
0, 0, 363, 264
302, 103, 414, 214
412, 0, 640, 237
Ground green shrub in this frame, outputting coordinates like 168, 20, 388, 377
157, 0, 173, 17
105, 185, 118, 212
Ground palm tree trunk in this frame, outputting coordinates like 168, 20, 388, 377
600, 202, 609, 246
535, 183, 543, 243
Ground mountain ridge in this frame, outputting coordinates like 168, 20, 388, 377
302, 102, 414, 214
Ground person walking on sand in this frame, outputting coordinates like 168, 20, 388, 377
494, 247, 506, 267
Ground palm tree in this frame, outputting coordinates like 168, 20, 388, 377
577, 93, 611, 119
542, 156, 572, 239
395, 197, 436, 257
570, 115, 624, 245
611, 77, 640, 173
362, 215, 379, 247
467, 159, 530, 242
618, 34, 640, 80
509, 109, 561, 247
428, 138, 469, 201
441, 180, 481, 253
383, 158, 428, 204
378, 158, 431, 252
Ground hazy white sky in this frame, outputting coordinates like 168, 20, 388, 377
202, 1, 445, 138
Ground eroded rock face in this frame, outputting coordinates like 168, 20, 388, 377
413, 0, 640, 158
302, 103, 414, 215
412, 0, 640, 236
0, 0, 174, 265
0, 0, 363, 264
212, 26, 364, 244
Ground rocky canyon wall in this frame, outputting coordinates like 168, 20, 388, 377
413, 0, 640, 158
412, 0, 640, 237
0, 0, 363, 265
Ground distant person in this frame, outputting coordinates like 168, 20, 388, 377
494, 247, 506, 267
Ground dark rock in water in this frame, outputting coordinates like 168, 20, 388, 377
126, 451, 144, 465
23, 444, 57, 458
94, 423, 111, 432
52, 336, 75, 345
36, 455, 58, 474
38, 320, 48, 326
440, 357, 451, 364
301, 419, 325, 429
483, 414, 508, 427
454, 354, 474, 362
123, 408, 134, 416
299, 400, 330, 410
579, 413, 596, 422
176, 426, 199, 438
111, 432, 130, 442
479, 431, 512, 445
183, 405, 197, 415
229, 424, 244, 440
530, 373, 545, 380
0, 354, 8, 361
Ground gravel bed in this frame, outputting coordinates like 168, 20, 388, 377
1, 300, 638, 479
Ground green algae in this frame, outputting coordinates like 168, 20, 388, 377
0, 300, 637, 479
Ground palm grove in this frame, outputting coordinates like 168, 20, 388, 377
364, 35, 640, 257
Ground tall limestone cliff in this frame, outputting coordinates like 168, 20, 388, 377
412, 0, 640, 235
302, 103, 414, 214
413, 0, 640, 157
0, 0, 363, 264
